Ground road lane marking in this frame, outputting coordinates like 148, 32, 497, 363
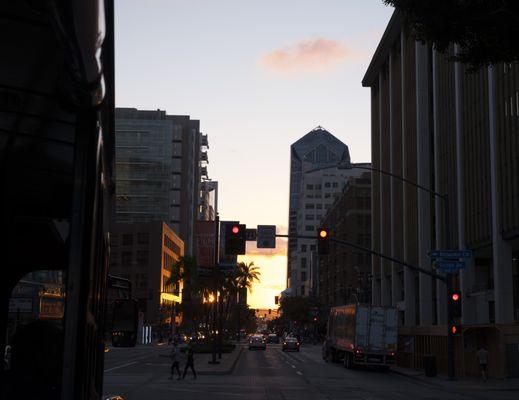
296, 371, 303, 375
291, 364, 296, 368
104, 361, 137, 372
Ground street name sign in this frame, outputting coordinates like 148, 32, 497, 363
257, 225, 276, 248
428, 249, 473, 259
435, 261, 466, 272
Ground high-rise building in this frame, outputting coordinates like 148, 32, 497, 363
363, 11, 519, 378
287, 126, 368, 297
115, 108, 206, 255
199, 180, 218, 221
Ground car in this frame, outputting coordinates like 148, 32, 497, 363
248, 334, 266, 350
266, 334, 279, 344
282, 337, 300, 352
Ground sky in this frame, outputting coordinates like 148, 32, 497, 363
115, 1, 394, 309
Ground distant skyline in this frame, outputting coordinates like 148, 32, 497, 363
115, 1, 394, 308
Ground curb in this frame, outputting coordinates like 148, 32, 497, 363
199, 346, 243, 376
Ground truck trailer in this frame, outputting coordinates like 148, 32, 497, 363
323, 304, 398, 370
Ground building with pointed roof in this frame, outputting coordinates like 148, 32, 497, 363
287, 127, 368, 297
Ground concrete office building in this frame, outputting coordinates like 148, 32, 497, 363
109, 221, 184, 327
199, 180, 218, 221
362, 11, 519, 377
115, 108, 206, 255
319, 173, 372, 311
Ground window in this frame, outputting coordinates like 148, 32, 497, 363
137, 232, 149, 245
301, 271, 307, 281
122, 234, 133, 246
325, 193, 331, 198
301, 285, 306, 296
305, 214, 314, 220
316, 184, 322, 190
305, 225, 314, 231
310, 245, 316, 252
316, 204, 322, 209
136, 250, 149, 266
332, 182, 338, 188
301, 257, 307, 269
306, 184, 314, 190
121, 251, 132, 267
305, 203, 315, 209
325, 182, 331, 188
301, 244, 307, 253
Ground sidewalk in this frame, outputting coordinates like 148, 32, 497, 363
391, 365, 519, 392
195, 344, 243, 375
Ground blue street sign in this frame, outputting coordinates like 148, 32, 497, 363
435, 261, 466, 271
428, 249, 473, 259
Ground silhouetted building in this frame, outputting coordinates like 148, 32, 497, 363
318, 173, 372, 311
363, 11, 519, 378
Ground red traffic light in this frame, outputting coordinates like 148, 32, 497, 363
451, 293, 460, 301
231, 226, 240, 234
451, 325, 461, 335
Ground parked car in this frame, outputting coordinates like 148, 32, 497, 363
248, 334, 266, 350
282, 337, 300, 352
266, 334, 279, 344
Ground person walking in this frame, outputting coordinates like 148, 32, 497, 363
169, 342, 181, 380
182, 346, 197, 379
477, 345, 489, 381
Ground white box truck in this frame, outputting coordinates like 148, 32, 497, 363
323, 304, 398, 370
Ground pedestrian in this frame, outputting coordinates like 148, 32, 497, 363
182, 345, 197, 379
169, 342, 181, 380
477, 345, 489, 381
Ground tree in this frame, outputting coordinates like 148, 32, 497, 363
236, 261, 261, 292
383, 0, 519, 68
278, 296, 311, 325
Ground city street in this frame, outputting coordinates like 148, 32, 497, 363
103, 344, 517, 400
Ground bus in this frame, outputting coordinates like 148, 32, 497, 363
0, 2, 132, 399
106, 275, 138, 347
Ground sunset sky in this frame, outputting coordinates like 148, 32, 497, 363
115, 1, 394, 308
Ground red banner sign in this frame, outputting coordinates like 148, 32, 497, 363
196, 221, 216, 268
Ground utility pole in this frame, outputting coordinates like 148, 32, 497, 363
209, 215, 220, 365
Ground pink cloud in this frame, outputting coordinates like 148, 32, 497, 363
259, 37, 364, 75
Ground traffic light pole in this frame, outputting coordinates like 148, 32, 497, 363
209, 215, 220, 365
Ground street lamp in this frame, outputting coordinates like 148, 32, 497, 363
340, 163, 456, 380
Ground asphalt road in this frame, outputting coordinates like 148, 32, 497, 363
103, 344, 517, 400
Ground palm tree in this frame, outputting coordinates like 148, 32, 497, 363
236, 261, 261, 292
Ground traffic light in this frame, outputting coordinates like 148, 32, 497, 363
317, 227, 330, 255
224, 223, 246, 255
268, 309, 272, 315
450, 290, 462, 319
313, 316, 318, 323
450, 324, 462, 336
274, 296, 279, 305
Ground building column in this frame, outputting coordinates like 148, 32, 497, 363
372, 82, 381, 306
389, 49, 402, 307
488, 66, 515, 324
415, 41, 433, 325
432, 49, 447, 324
401, 30, 416, 326
379, 71, 390, 306
454, 46, 476, 324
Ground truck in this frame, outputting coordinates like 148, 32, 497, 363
323, 304, 398, 370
